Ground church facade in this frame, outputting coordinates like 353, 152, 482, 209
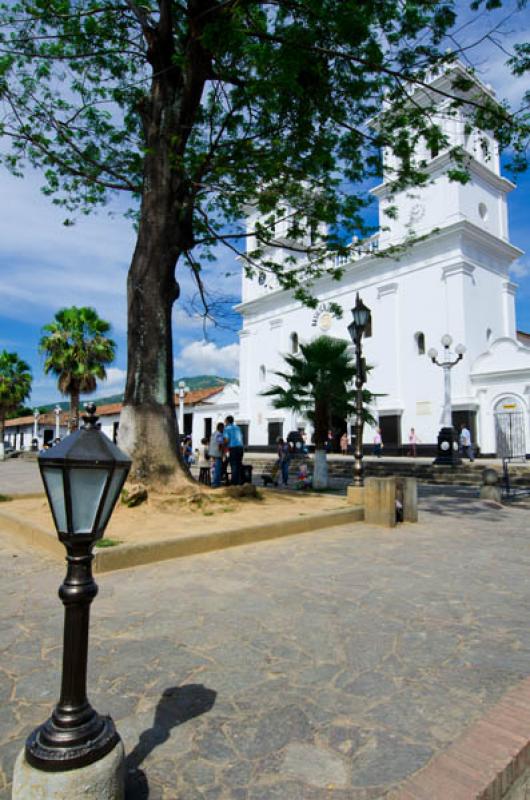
235, 65, 530, 456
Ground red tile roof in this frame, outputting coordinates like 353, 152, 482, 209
5, 386, 226, 427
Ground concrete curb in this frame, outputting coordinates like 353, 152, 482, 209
0, 505, 364, 573
388, 675, 530, 800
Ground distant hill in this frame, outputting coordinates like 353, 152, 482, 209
36, 375, 237, 413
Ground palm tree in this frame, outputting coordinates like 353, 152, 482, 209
40, 307, 116, 432
0, 350, 32, 458
262, 336, 374, 488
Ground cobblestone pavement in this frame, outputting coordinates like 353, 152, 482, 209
2, 495, 530, 799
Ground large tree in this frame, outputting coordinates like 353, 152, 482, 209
263, 336, 374, 488
40, 306, 116, 432
0, 1, 527, 485
0, 350, 32, 459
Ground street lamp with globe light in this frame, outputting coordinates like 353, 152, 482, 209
428, 335, 466, 465
177, 380, 191, 443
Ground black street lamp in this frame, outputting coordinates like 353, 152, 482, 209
25, 403, 131, 771
348, 293, 371, 487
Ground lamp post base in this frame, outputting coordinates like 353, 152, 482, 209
12, 737, 124, 800
433, 426, 462, 466
25, 713, 119, 771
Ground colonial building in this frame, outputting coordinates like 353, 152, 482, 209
4, 386, 240, 455
235, 64, 529, 455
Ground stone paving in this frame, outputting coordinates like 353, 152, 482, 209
2, 492, 530, 799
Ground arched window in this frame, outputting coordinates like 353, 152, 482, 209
259, 365, 266, 381
290, 332, 299, 354
415, 332, 425, 355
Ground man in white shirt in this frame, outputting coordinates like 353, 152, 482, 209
459, 424, 474, 462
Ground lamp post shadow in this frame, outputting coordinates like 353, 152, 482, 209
125, 683, 216, 800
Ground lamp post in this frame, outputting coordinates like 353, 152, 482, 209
347, 293, 372, 487
54, 405, 62, 441
33, 408, 40, 449
20, 403, 131, 780
428, 334, 466, 465
178, 380, 190, 442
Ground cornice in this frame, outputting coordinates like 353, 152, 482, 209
442, 263, 475, 280
371, 151, 515, 199
235, 220, 522, 318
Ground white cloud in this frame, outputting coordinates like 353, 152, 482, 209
510, 259, 530, 279
95, 367, 127, 397
174, 341, 239, 377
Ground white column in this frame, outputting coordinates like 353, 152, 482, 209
33, 410, 40, 444
442, 364, 452, 428
502, 281, 517, 338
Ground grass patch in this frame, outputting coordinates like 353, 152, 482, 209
95, 538, 122, 548
0, 494, 12, 502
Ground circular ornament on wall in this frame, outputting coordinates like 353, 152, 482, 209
318, 312, 333, 331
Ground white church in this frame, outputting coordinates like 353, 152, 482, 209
232, 63, 530, 457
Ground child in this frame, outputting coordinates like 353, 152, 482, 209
296, 463, 312, 490
198, 437, 211, 485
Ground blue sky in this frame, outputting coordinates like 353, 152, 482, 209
0, 2, 529, 407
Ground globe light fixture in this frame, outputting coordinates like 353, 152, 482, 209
25, 403, 131, 772
348, 293, 372, 487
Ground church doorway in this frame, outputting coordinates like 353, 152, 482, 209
330, 414, 347, 453
494, 397, 526, 459
379, 415, 401, 449
268, 420, 283, 445
452, 410, 477, 448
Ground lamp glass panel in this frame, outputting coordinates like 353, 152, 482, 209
353, 306, 370, 327
69, 467, 109, 533
97, 467, 128, 532
41, 467, 67, 532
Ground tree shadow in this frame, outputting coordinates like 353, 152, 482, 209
125, 683, 216, 799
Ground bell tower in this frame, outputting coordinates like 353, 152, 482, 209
372, 65, 514, 248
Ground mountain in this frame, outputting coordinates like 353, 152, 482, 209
36, 375, 237, 413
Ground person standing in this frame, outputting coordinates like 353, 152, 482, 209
209, 421, 225, 488
459, 423, 475, 462
373, 427, 383, 457
198, 437, 211, 485
340, 431, 348, 455
408, 427, 420, 457
224, 415, 244, 485
277, 437, 290, 487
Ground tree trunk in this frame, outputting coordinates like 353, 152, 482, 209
69, 389, 80, 433
0, 415, 5, 461
118, 2, 215, 488
313, 447, 328, 489
312, 399, 329, 488
119, 237, 184, 486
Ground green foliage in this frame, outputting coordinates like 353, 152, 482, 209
0, 350, 32, 427
39, 306, 115, 422
95, 537, 122, 548
262, 336, 375, 447
0, 1, 526, 302
6, 405, 34, 420
0, 494, 12, 502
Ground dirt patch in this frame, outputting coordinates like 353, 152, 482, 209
4, 489, 350, 545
